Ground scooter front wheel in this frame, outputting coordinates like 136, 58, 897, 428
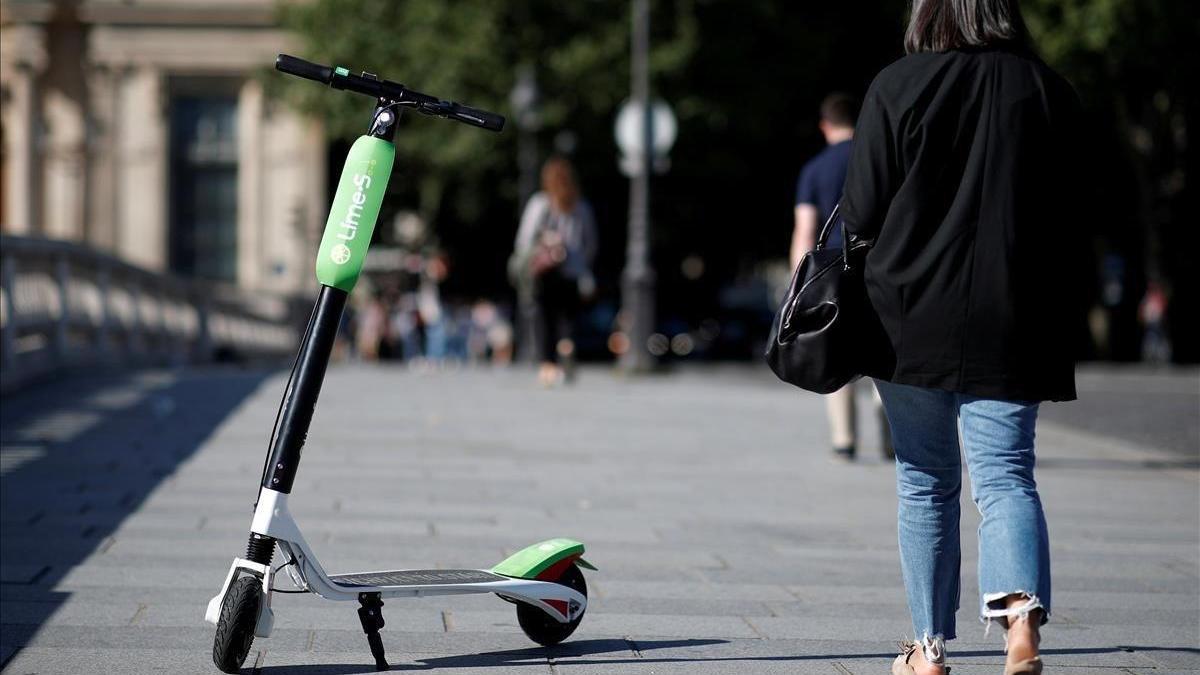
212, 575, 262, 673
517, 563, 587, 646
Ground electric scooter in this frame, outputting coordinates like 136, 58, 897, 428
205, 54, 594, 673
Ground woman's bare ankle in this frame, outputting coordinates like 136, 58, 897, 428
1005, 605, 1042, 663
910, 643, 948, 675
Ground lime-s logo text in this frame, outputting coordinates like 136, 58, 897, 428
336, 173, 372, 242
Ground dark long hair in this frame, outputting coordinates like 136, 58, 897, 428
904, 0, 1031, 54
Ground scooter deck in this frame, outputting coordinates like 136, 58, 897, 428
330, 569, 505, 588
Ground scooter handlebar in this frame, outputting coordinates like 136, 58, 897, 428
275, 54, 333, 85
274, 53, 505, 133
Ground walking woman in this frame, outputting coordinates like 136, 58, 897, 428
512, 157, 598, 386
841, 1, 1086, 673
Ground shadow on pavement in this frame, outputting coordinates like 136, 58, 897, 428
1038, 456, 1200, 471
255, 642, 1199, 672
0, 368, 274, 668
256, 639, 728, 672
1040, 366, 1200, 456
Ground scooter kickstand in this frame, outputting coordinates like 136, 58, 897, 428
357, 592, 389, 671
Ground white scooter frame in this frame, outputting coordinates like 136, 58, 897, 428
205, 488, 588, 639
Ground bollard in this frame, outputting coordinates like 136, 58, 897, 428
97, 261, 113, 361
54, 253, 70, 362
1, 253, 17, 373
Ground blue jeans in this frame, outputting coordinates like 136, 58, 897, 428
874, 380, 1050, 647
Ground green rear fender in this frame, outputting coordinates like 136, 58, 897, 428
315, 135, 395, 292
491, 538, 597, 580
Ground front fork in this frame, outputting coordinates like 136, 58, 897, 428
207, 99, 399, 631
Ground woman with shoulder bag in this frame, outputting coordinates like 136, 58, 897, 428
838, 1, 1088, 673
511, 157, 598, 386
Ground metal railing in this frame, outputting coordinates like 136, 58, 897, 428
1, 235, 303, 392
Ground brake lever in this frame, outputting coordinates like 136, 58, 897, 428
411, 100, 503, 131
414, 100, 454, 118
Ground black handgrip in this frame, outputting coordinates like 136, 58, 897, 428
446, 102, 506, 132
276, 54, 333, 85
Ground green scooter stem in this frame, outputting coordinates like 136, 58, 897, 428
259, 103, 397, 496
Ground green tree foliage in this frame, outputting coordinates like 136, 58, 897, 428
280, 0, 1198, 360
278, 0, 698, 227
277, 0, 909, 352
1023, 0, 1200, 359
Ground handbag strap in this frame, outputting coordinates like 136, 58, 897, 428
814, 202, 852, 270
814, 202, 841, 251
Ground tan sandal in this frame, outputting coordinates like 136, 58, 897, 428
892, 641, 918, 675
892, 640, 950, 675
1001, 613, 1042, 674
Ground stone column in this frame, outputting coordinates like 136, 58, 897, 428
114, 65, 168, 271
85, 63, 124, 253
237, 77, 264, 290
300, 117, 327, 292
1, 63, 42, 234
42, 87, 88, 242
260, 100, 321, 294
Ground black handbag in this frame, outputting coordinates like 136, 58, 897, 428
765, 203, 893, 394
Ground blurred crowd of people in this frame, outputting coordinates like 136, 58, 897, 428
333, 254, 515, 368
330, 156, 599, 381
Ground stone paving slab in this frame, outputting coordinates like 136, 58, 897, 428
259, 650, 553, 674
1, 648, 217, 674
2, 365, 1197, 674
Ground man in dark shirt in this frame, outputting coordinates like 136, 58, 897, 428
791, 93, 854, 263
789, 93, 891, 462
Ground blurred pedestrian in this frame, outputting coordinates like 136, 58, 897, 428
1138, 281, 1171, 362
789, 93, 892, 462
392, 293, 421, 362
840, 1, 1086, 673
334, 303, 357, 361
419, 254, 450, 363
355, 292, 390, 361
511, 157, 597, 386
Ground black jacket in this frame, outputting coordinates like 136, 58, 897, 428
842, 47, 1085, 402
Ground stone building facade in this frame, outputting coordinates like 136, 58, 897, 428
0, 0, 326, 294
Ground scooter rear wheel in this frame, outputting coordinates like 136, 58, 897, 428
213, 575, 262, 673
517, 563, 587, 646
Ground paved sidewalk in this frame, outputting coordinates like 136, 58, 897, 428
2, 365, 1197, 674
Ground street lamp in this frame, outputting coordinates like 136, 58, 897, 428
615, 99, 677, 177
616, 0, 676, 372
509, 65, 541, 206
509, 65, 541, 363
